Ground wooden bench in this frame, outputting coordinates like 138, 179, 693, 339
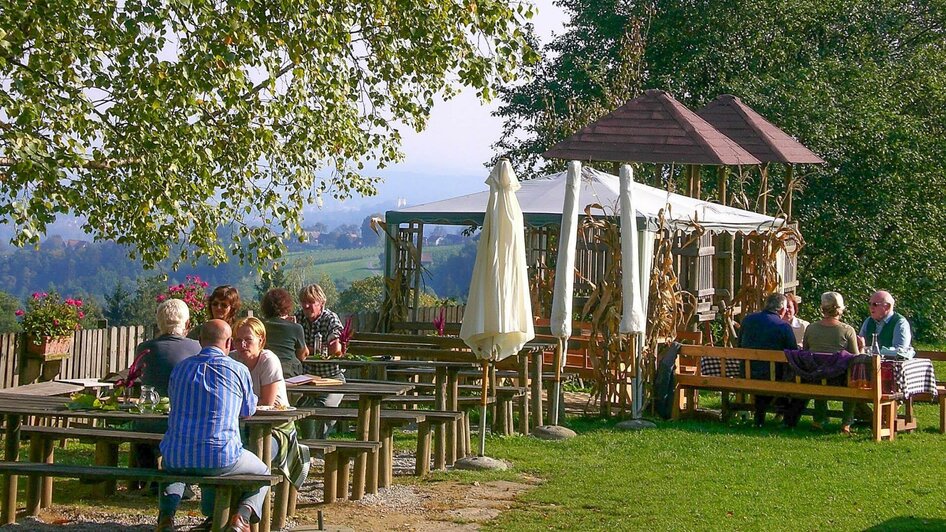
298, 439, 380, 503
21, 425, 164, 499
910, 350, 946, 433
0, 461, 278, 529
674, 345, 899, 441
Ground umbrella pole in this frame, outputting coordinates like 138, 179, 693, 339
479, 361, 489, 457
551, 338, 564, 425
632, 334, 642, 420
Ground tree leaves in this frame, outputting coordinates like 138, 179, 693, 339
0, 0, 535, 270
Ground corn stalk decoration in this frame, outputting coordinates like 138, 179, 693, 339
643, 207, 695, 408
371, 217, 414, 330
732, 223, 805, 315
576, 204, 634, 416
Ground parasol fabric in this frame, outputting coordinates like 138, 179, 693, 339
619, 164, 646, 336
550, 161, 581, 344
460, 160, 536, 361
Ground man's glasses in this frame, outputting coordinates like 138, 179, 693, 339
870, 302, 888, 307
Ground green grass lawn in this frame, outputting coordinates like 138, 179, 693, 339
281, 244, 465, 287
25, 391, 946, 530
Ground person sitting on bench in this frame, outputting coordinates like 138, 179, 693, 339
157, 319, 265, 532
739, 293, 799, 427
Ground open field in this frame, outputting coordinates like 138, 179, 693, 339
282, 244, 465, 288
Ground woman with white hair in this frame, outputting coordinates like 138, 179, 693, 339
803, 291, 861, 433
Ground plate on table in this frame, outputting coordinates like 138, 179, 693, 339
255, 405, 297, 414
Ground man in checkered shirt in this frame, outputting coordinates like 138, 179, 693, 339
295, 284, 345, 438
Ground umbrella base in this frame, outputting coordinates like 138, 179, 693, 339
614, 419, 656, 431
453, 455, 509, 471
532, 425, 576, 440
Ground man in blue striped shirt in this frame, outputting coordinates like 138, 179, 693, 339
157, 319, 265, 532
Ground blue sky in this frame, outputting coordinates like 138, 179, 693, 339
339, 3, 568, 211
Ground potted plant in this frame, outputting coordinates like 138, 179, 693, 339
15, 292, 84, 360
155, 275, 208, 321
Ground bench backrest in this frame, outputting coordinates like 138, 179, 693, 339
676, 345, 882, 401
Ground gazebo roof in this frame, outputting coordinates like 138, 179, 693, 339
697, 95, 824, 164
542, 89, 761, 166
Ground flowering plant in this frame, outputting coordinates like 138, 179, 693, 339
433, 307, 446, 337
339, 316, 354, 354
156, 275, 208, 318
16, 292, 84, 341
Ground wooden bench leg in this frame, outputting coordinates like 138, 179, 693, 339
873, 401, 883, 442
416, 422, 431, 476
888, 401, 897, 441
940, 394, 946, 434
26, 437, 44, 516
386, 430, 394, 487
446, 416, 457, 467
212, 486, 233, 531
433, 423, 446, 470
93, 442, 119, 497
273, 478, 290, 530
378, 426, 392, 489
506, 400, 515, 436
323, 451, 338, 503
287, 484, 298, 516
41, 438, 53, 509
671, 385, 682, 420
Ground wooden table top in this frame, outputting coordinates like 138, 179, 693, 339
0, 394, 305, 424
0, 381, 86, 397
288, 381, 414, 397
306, 358, 482, 370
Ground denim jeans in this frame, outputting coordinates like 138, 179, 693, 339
159, 450, 270, 522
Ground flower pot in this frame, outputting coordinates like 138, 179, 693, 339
25, 334, 74, 361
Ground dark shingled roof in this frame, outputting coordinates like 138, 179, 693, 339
697, 95, 824, 164
542, 89, 760, 165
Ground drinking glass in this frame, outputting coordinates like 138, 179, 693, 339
140, 385, 160, 413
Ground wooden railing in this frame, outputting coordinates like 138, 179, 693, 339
0, 326, 147, 388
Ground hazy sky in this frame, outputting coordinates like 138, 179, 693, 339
350, 3, 568, 208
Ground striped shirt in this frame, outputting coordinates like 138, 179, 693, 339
160, 346, 257, 469
295, 308, 344, 377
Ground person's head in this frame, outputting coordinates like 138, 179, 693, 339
869, 290, 895, 321
233, 317, 266, 359
783, 294, 801, 323
820, 291, 846, 318
299, 284, 328, 321
763, 293, 788, 318
156, 298, 190, 336
261, 288, 294, 319
199, 319, 232, 351
208, 285, 241, 324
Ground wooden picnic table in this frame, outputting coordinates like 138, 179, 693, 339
0, 381, 86, 397
0, 392, 304, 532
289, 381, 412, 499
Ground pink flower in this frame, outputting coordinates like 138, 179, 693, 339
65, 298, 75, 305
78, 311, 85, 319
41, 292, 47, 298
14, 309, 24, 316
156, 294, 167, 302
53, 319, 60, 327
31, 292, 40, 300
74, 299, 82, 307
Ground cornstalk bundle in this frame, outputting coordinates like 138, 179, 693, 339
577, 205, 633, 415
644, 208, 694, 405
728, 223, 805, 338
372, 217, 414, 329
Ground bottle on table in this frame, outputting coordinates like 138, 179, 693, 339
870, 333, 881, 357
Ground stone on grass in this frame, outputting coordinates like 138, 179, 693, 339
614, 419, 656, 431
454, 455, 508, 471
532, 425, 577, 440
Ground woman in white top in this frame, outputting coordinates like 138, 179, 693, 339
231, 317, 309, 488
783, 294, 809, 348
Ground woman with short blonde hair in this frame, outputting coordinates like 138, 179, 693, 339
803, 291, 861, 433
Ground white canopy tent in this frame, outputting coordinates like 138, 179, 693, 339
388, 167, 781, 233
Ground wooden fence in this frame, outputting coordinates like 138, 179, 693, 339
0, 326, 148, 389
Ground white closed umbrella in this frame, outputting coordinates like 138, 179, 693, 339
618, 164, 647, 419
460, 159, 535, 456
548, 161, 581, 425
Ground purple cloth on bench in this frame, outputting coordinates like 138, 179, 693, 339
783, 349, 858, 382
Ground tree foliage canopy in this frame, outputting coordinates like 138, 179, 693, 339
0, 0, 536, 268
495, 0, 946, 341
